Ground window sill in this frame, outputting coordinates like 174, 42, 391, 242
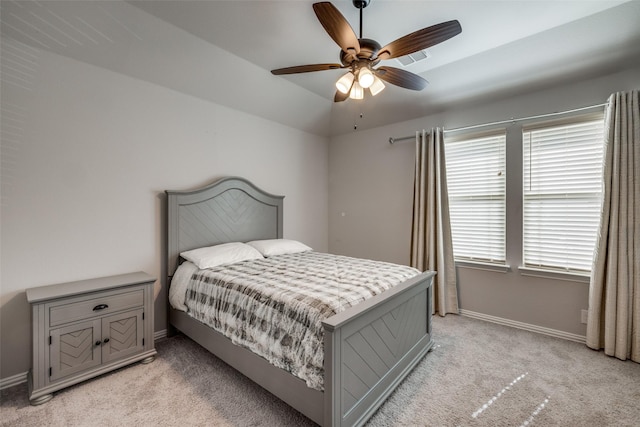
518, 266, 590, 283
455, 260, 510, 273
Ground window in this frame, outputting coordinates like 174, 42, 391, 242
522, 116, 604, 274
445, 131, 506, 263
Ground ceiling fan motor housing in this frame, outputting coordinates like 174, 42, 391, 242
340, 38, 381, 67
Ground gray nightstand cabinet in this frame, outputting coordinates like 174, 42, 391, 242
26, 272, 157, 405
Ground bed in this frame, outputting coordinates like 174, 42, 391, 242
166, 176, 435, 427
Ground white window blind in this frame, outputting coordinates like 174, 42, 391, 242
522, 117, 604, 274
445, 131, 506, 263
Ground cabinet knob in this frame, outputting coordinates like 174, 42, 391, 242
95, 341, 101, 346
103, 338, 110, 344
93, 304, 109, 311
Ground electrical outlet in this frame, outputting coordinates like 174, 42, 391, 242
581, 309, 588, 324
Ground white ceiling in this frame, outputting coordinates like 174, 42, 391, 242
2, 0, 640, 136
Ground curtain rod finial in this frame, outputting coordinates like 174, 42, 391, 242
389, 137, 395, 144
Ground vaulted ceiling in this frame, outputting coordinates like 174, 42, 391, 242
2, 1, 639, 136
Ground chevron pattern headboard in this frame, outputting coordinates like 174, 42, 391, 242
166, 177, 284, 277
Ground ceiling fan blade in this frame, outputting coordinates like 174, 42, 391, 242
313, 2, 360, 55
376, 20, 462, 61
271, 63, 344, 75
375, 66, 428, 91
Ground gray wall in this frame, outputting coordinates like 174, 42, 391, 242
0, 48, 329, 380
2, 26, 637, 384
328, 65, 640, 338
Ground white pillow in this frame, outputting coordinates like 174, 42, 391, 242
247, 239, 312, 257
180, 242, 263, 269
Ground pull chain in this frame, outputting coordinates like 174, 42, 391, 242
354, 112, 364, 130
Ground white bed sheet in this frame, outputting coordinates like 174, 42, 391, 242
169, 261, 199, 311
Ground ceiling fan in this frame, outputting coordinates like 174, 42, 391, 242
271, 1, 462, 102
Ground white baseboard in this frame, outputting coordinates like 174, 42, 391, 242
459, 309, 586, 344
1, 330, 170, 390
0, 371, 28, 390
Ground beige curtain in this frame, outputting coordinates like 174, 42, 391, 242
586, 90, 639, 362
410, 128, 458, 315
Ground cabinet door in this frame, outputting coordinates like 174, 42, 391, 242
101, 309, 144, 364
50, 319, 102, 382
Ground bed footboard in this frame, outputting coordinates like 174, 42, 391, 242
322, 271, 435, 427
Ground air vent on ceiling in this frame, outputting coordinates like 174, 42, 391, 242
396, 49, 430, 67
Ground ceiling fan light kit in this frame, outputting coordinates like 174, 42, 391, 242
349, 81, 365, 100
369, 76, 385, 96
336, 67, 382, 98
358, 67, 375, 88
271, 1, 462, 102
336, 72, 355, 94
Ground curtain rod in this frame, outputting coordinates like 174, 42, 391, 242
388, 102, 608, 144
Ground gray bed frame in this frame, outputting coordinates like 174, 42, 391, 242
166, 176, 435, 427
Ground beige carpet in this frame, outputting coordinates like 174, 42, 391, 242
2, 315, 639, 426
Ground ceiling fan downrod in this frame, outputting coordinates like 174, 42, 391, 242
353, 0, 370, 39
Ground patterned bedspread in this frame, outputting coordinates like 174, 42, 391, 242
183, 251, 420, 391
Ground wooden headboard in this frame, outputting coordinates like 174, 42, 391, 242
165, 177, 284, 277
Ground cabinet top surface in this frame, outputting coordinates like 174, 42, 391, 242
26, 272, 156, 303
